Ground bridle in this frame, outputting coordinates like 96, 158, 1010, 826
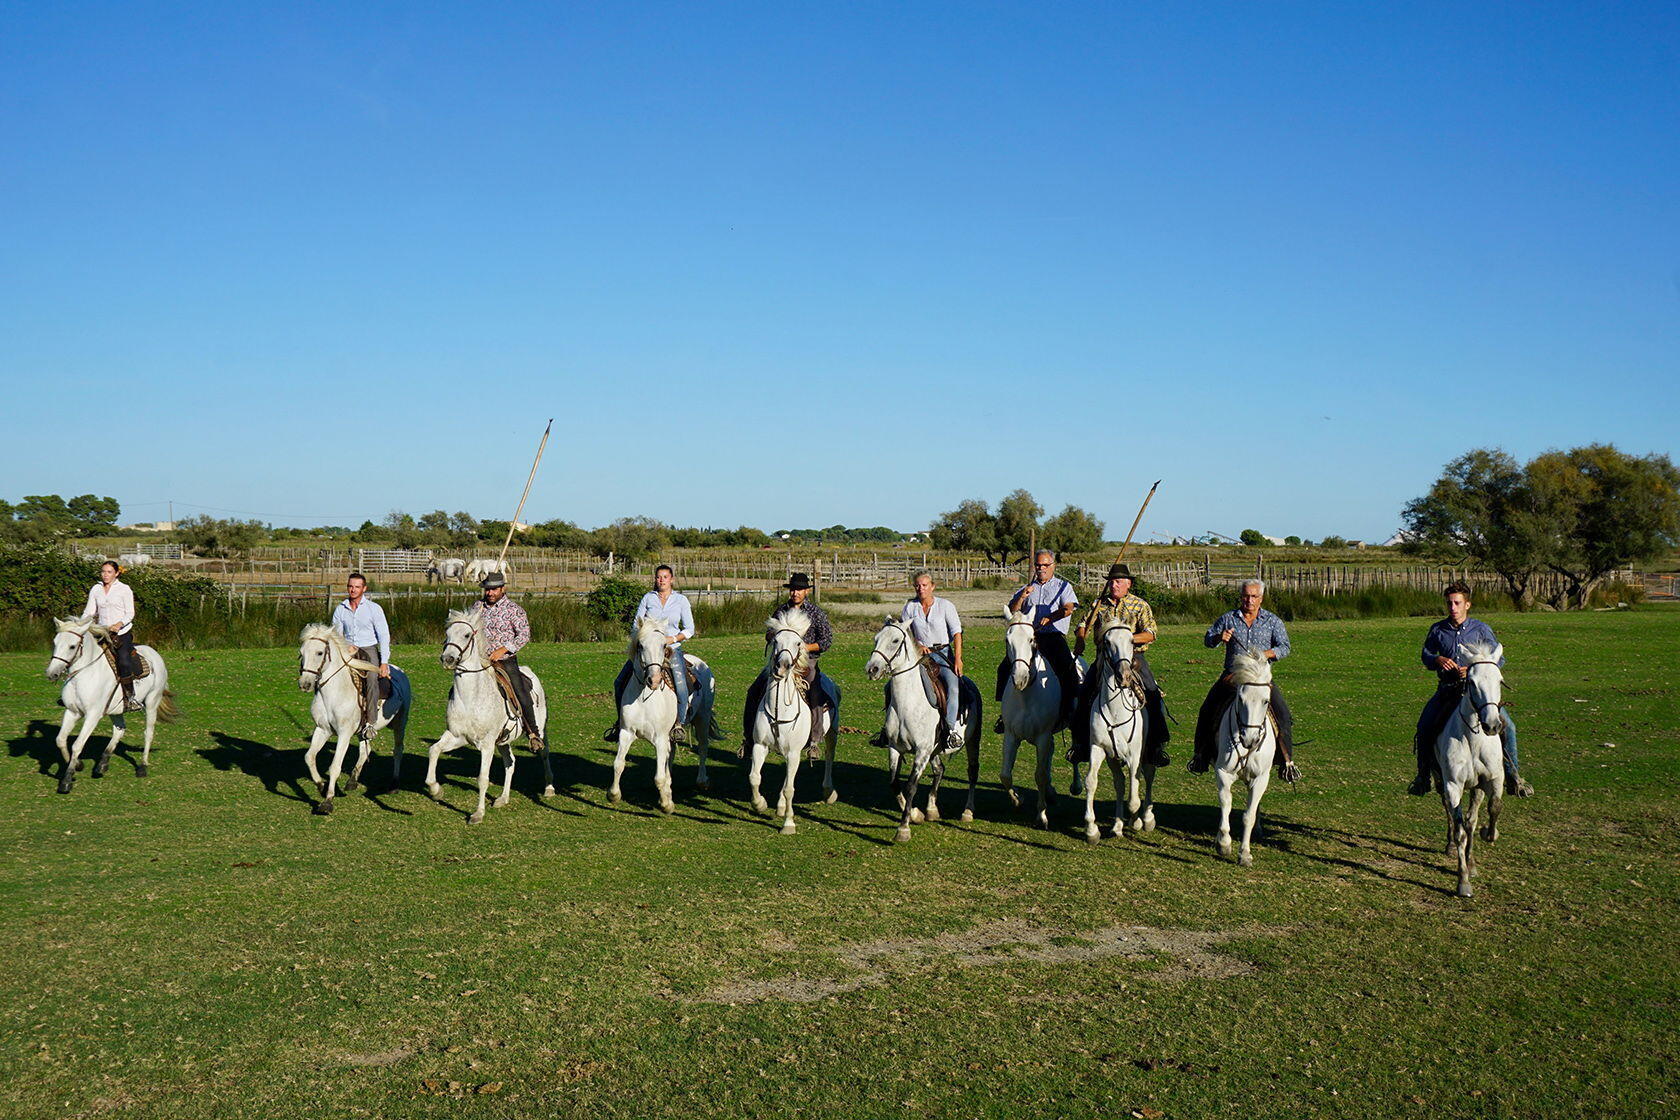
441, 620, 489, 675
48, 630, 95, 681
1458, 659, 1504, 734
869, 622, 926, 679
299, 635, 353, 690
636, 629, 670, 690
1226, 681, 1274, 767
1091, 629, 1143, 747
762, 626, 813, 730
1004, 619, 1042, 686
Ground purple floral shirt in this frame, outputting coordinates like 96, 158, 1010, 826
481, 596, 530, 655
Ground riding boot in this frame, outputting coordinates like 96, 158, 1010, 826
120, 678, 142, 712
1275, 732, 1300, 783
671, 722, 689, 745
602, 722, 621, 743
1505, 769, 1534, 798
1407, 736, 1435, 795
1145, 691, 1171, 768
870, 728, 890, 749
804, 706, 826, 759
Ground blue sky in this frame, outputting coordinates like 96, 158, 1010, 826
3, 2, 1675, 541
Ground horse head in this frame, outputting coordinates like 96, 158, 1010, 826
766, 608, 811, 678
46, 617, 94, 681
633, 615, 671, 690
1098, 619, 1134, 684
1228, 648, 1274, 751
865, 616, 916, 682
1004, 610, 1038, 691
297, 623, 346, 691
1462, 641, 1505, 735
440, 607, 482, 670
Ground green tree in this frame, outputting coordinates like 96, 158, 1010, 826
928, 499, 998, 559
1401, 449, 1549, 606
1526, 444, 1680, 607
994, 490, 1043, 567
1239, 528, 1266, 547
1284, 535, 1302, 546
1040, 505, 1105, 556
592, 516, 669, 560
1320, 535, 1349, 549
66, 495, 121, 534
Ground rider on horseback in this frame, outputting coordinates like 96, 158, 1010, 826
82, 560, 142, 711
871, 571, 965, 751
1188, 579, 1300, 782
1409, 582, 1532, 798
1070, 563, 1171, 767
330, 571, 390, 741
479, 571, 545, 752
993, 550, 1080, 733
742, 573, 834, 755
603, 564, 697, 745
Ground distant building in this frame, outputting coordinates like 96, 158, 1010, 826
1382, 530, 1416, 547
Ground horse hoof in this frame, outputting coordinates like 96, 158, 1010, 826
1456, 884, 1473, 899
780, 821, 797, 836
135, 764, 148, 779
1143, 817, 1156, 832
959, 810, 973, 823
542, 785, 555, 798
313, 800, 334, 816
660, 801, 675, 816
894, 828, 912, 843
1005, 789, 1021, 809
344, 780, 358, 793
910, 808, 925, 825
74, 760, 85, 772
57, 778, 74, 794
1218, 842, 1232, 858
93, 762, 107, 779
1481, 827, 1497, 843
695, 777, 712, 793
1239, 852, 1253, 868
608, 789, 622, 804
467, 811, 484, 825
1085, 830, 1100, 845
824, 789, 838, 805
494, 796, 511, 809
426, 783, 442, 799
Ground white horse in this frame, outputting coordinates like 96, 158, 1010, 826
1211, 648, 1278, 866
1434, 641, 1507, 898
609, 615, 722, 812
747, 608, 839, 835
296, 624, 412, 815
1080, 619, 1156, 843
428, 605, 554, 823
426, 558, 467, 584
462, 559, 508, 584
116, 552, 152, 568
998, 610, 1072, 830
45, 618, 176, 793
865, 616, 979, 842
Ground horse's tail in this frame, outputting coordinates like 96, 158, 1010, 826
156, 689, 182, 723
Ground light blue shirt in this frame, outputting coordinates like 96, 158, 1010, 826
1012, 578, 1078, 634
901, 596, 962, 648
635, 590, 696, 641
332, 597, 390, 664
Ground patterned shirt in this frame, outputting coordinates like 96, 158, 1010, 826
481, 595, 531, 656
636, 591, 696, 641
773, 598, 832, 655
1204, 608, 1291, 672
1011, 577, 1079, 634
1421, 617, 1502, 682
1079, 593, 1156, 640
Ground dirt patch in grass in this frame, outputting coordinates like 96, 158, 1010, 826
332, 1047, 416, 1067
696, 918, 1264, 1004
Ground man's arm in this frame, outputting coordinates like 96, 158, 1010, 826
374, 603, 392, 669
1204, 614, 1228, 648
1269, 617, 1290, 661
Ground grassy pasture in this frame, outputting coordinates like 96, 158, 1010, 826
0, 608, 1675, 1119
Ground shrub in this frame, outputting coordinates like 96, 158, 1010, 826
586, 576, 646, 625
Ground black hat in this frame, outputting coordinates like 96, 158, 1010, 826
783, 572, 814, 591
480, 572, 507, 589
1106, 563, 1136, 581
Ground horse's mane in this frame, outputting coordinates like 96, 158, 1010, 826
299, 622, 355, 656
445, 605, 482, 627
1097, 616, 1134, 639
1460, 640, 1499, 662
630, 613, 669, 656
1228, 648, 1273, 686
55, 616, 94, 634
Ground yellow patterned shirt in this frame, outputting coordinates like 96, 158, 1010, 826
1078, 593, 1157, 640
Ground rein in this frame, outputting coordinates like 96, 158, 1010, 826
1226, 682, 1274, 769
1093, 645, 1142, 748
442, 622, 491, 675
1004, 619, 1043, 685
299, 636, 354, 691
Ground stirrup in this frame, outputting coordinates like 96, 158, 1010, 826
869, 729, 890, 749
1187, 757, 1209, 774
670, 724, 688, 745
992, 717, 1005, 734
1506, 773, 1534, 798
1407, 773, 1434, 796
1279, 761, 1301, 784
602, 724, 620, 743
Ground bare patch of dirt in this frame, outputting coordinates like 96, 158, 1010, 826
333, 1047, 415, 1067
691, 918, 1264, 1004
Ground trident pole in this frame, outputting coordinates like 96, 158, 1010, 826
1114, 480, 1162, 565
497, 419, 553, 574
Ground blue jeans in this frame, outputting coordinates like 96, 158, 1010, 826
615, 642, 690, 724
930, 651, 961, 729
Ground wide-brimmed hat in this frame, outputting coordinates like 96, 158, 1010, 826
783, 572, 814, 591
480, 572, 507, 589
1106, 563, 1137, 581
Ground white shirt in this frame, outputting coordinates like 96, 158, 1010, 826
1013, 577, 1078, 634
901, 596, 962, 648
331, 597, 391, 664
82, 580, 134, 635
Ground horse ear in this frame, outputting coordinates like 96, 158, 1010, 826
1492, 643, 1504, 664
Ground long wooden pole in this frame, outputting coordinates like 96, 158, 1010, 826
497, 419, 553, 573
1114, 480, 1162, 565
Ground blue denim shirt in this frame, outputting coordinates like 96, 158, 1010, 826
1421, 617, 1502, 683
1204, 608, 1290, 672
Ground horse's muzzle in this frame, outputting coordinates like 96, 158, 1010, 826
865, 655, 886, 682
1479, 705, 1504, 736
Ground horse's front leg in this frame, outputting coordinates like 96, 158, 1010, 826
1082, 742, 1103, 843
1482, 782, 1502, 844
895, 750, 932, 842
424, 730, 460, 799
304, 726, 331, 789
55, 708, 76, 764
58, 710, 103, 793
1000, 732, 1021, 809
652, 735, 675, 815
748, 739, 770, 815
888, 746, 906, 811
1215, 768, 1235, 859
608, 724, 635, 804
777, 746, 802, 835
345, 737, 371, 792
468, 739, 495, 824
1239, 768, 1270, 867
314, 731, 354, 814
1033, 735, 1054, 830
1442, 784, 1472, 897
1110, 753, 1131, 838
493, 743, 516, 809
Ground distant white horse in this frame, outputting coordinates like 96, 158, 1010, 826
296, 624, 411, 815
747, 608, 839, 835
1434, 641, 1507, 898
426, 558, 467, 584
45, 618, 176, 793
609, 615, 722, 812
1081, 619, 1156, 843
998, 610, 1072, 830
429, 605, 554, 823
865, 616, 979, 842
463, 559, 509, 584
116, 552, 152, 568
1211, 648, 1278, 866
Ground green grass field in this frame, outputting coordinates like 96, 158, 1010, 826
1, 609, 1675, 1119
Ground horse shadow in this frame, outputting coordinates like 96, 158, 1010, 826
8, 719, 63, 776
198, 730, 317, 807
1260, 817, 1457, 893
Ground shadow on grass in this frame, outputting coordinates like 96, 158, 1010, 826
199, 730, 317, 806
1262, 817, 1456, 894
9, 718, 63, 776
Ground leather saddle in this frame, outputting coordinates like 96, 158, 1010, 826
348, 664, 394, 701
98, 635, 151, 681
663, 653, 700, 696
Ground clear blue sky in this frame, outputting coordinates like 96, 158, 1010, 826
3, 2, 1675, 541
